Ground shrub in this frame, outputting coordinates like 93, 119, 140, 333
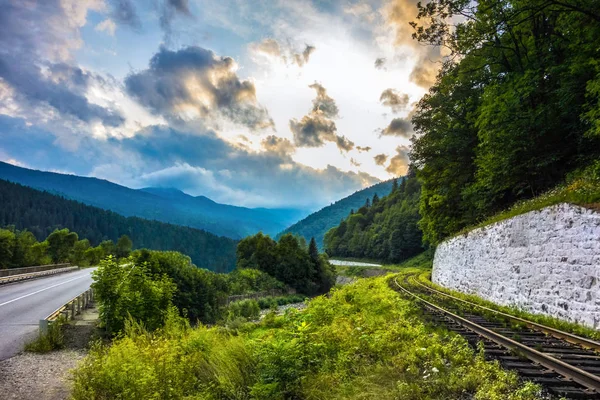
25, 318, 65, 353
73, 276, 543, 400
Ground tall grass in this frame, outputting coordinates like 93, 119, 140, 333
25, 318, 65, 353
72, 276, 544, 400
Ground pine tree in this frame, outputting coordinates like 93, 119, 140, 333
372, 193, 380, 205
308, 237, 320, 266
392, 178, 398, 192
365, 198, 371, 208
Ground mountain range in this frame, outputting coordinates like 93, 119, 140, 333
279, 179, 396, 249
0, 179, 238, 271
0, 161, 308, 239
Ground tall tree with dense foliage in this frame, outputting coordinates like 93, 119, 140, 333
116, 235, 133, 258
46, 228, 79, 263
410, 0, 600, 244
237, 233, 335, 295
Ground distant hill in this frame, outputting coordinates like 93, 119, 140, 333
0, 162, 307, 239
279, 179, 396, 249
0, 179, 237, 272
323, 173, 423, 263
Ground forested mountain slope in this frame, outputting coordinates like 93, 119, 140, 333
0, 162, 306, 239
279, 179, 395, 249
409, 0, 600, 244
324, 173, 423, 263
0, 179, 237, 271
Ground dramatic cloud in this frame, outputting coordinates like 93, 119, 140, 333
290, 83, 353, 152
384, 0, 442, 88
374, 153, 388, 166
356, 146, 372, 152
380, 117, 413, 138
125, 46, 274, 130
261, 135, 295, 156
111, 125, 377, 207
0, 1, 125, 129
309, 83, 339, 118
250, 39, 316, 67
290, 114, 337, 147
374, 57, 386, 69
380, 89, 409, 113
386, 146, 410, 176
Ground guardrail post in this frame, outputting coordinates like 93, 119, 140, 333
70, 301, 76, 320
39, 319, 48, 335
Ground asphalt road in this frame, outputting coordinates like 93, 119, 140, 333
0, 269, 95, 360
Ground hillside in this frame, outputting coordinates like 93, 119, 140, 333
279, 179, 395, 248
324, 172, 423, 263
0, 162, 307, 239
0, 179, 237, 271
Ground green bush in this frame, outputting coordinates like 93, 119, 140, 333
73, 276, 543, 400
25, 318, 65, 353
92, 256, 176, 335
225, 299, 261, 321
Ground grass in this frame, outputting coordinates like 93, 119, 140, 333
454, 161, 600, 238
24, 318, 65, 353
71, 274, 544, 400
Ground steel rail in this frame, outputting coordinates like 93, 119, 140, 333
393, 277, 600, 394
410, 276, 600, 352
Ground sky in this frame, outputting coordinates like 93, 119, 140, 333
0, 0, 440, 209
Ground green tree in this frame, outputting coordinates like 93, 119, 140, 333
0, 229, 15, 269
71, 239, 91, 266
46, 229, 78, 263
116, 235, 133, 258
308, 237, 320, 267
100, 240, 116, 257
92, 256, 176, 335
409, 0, 600, 243
12, 230, 38, 267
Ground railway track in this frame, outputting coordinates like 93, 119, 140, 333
392, 275, 600, 399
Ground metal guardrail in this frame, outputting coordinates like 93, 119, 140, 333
0, 266, 78, 285
39, 288, 94, 334
0, 263, 71, 277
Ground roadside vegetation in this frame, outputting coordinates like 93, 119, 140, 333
72, 275, 543, 400
92, 233, 335, 335
24, 318, 65, 353
0, 224, 133, 269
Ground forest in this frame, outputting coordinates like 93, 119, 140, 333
410, 0, 600, 244
325, 0, 600, 261
324, 174, 423, 263
279, 179, 394, 249
0, 179, 237, 271
93, 234, 334, 333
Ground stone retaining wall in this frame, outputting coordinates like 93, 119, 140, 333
432, 203, 600, 329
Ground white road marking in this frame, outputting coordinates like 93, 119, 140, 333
0, 274, 89, 308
